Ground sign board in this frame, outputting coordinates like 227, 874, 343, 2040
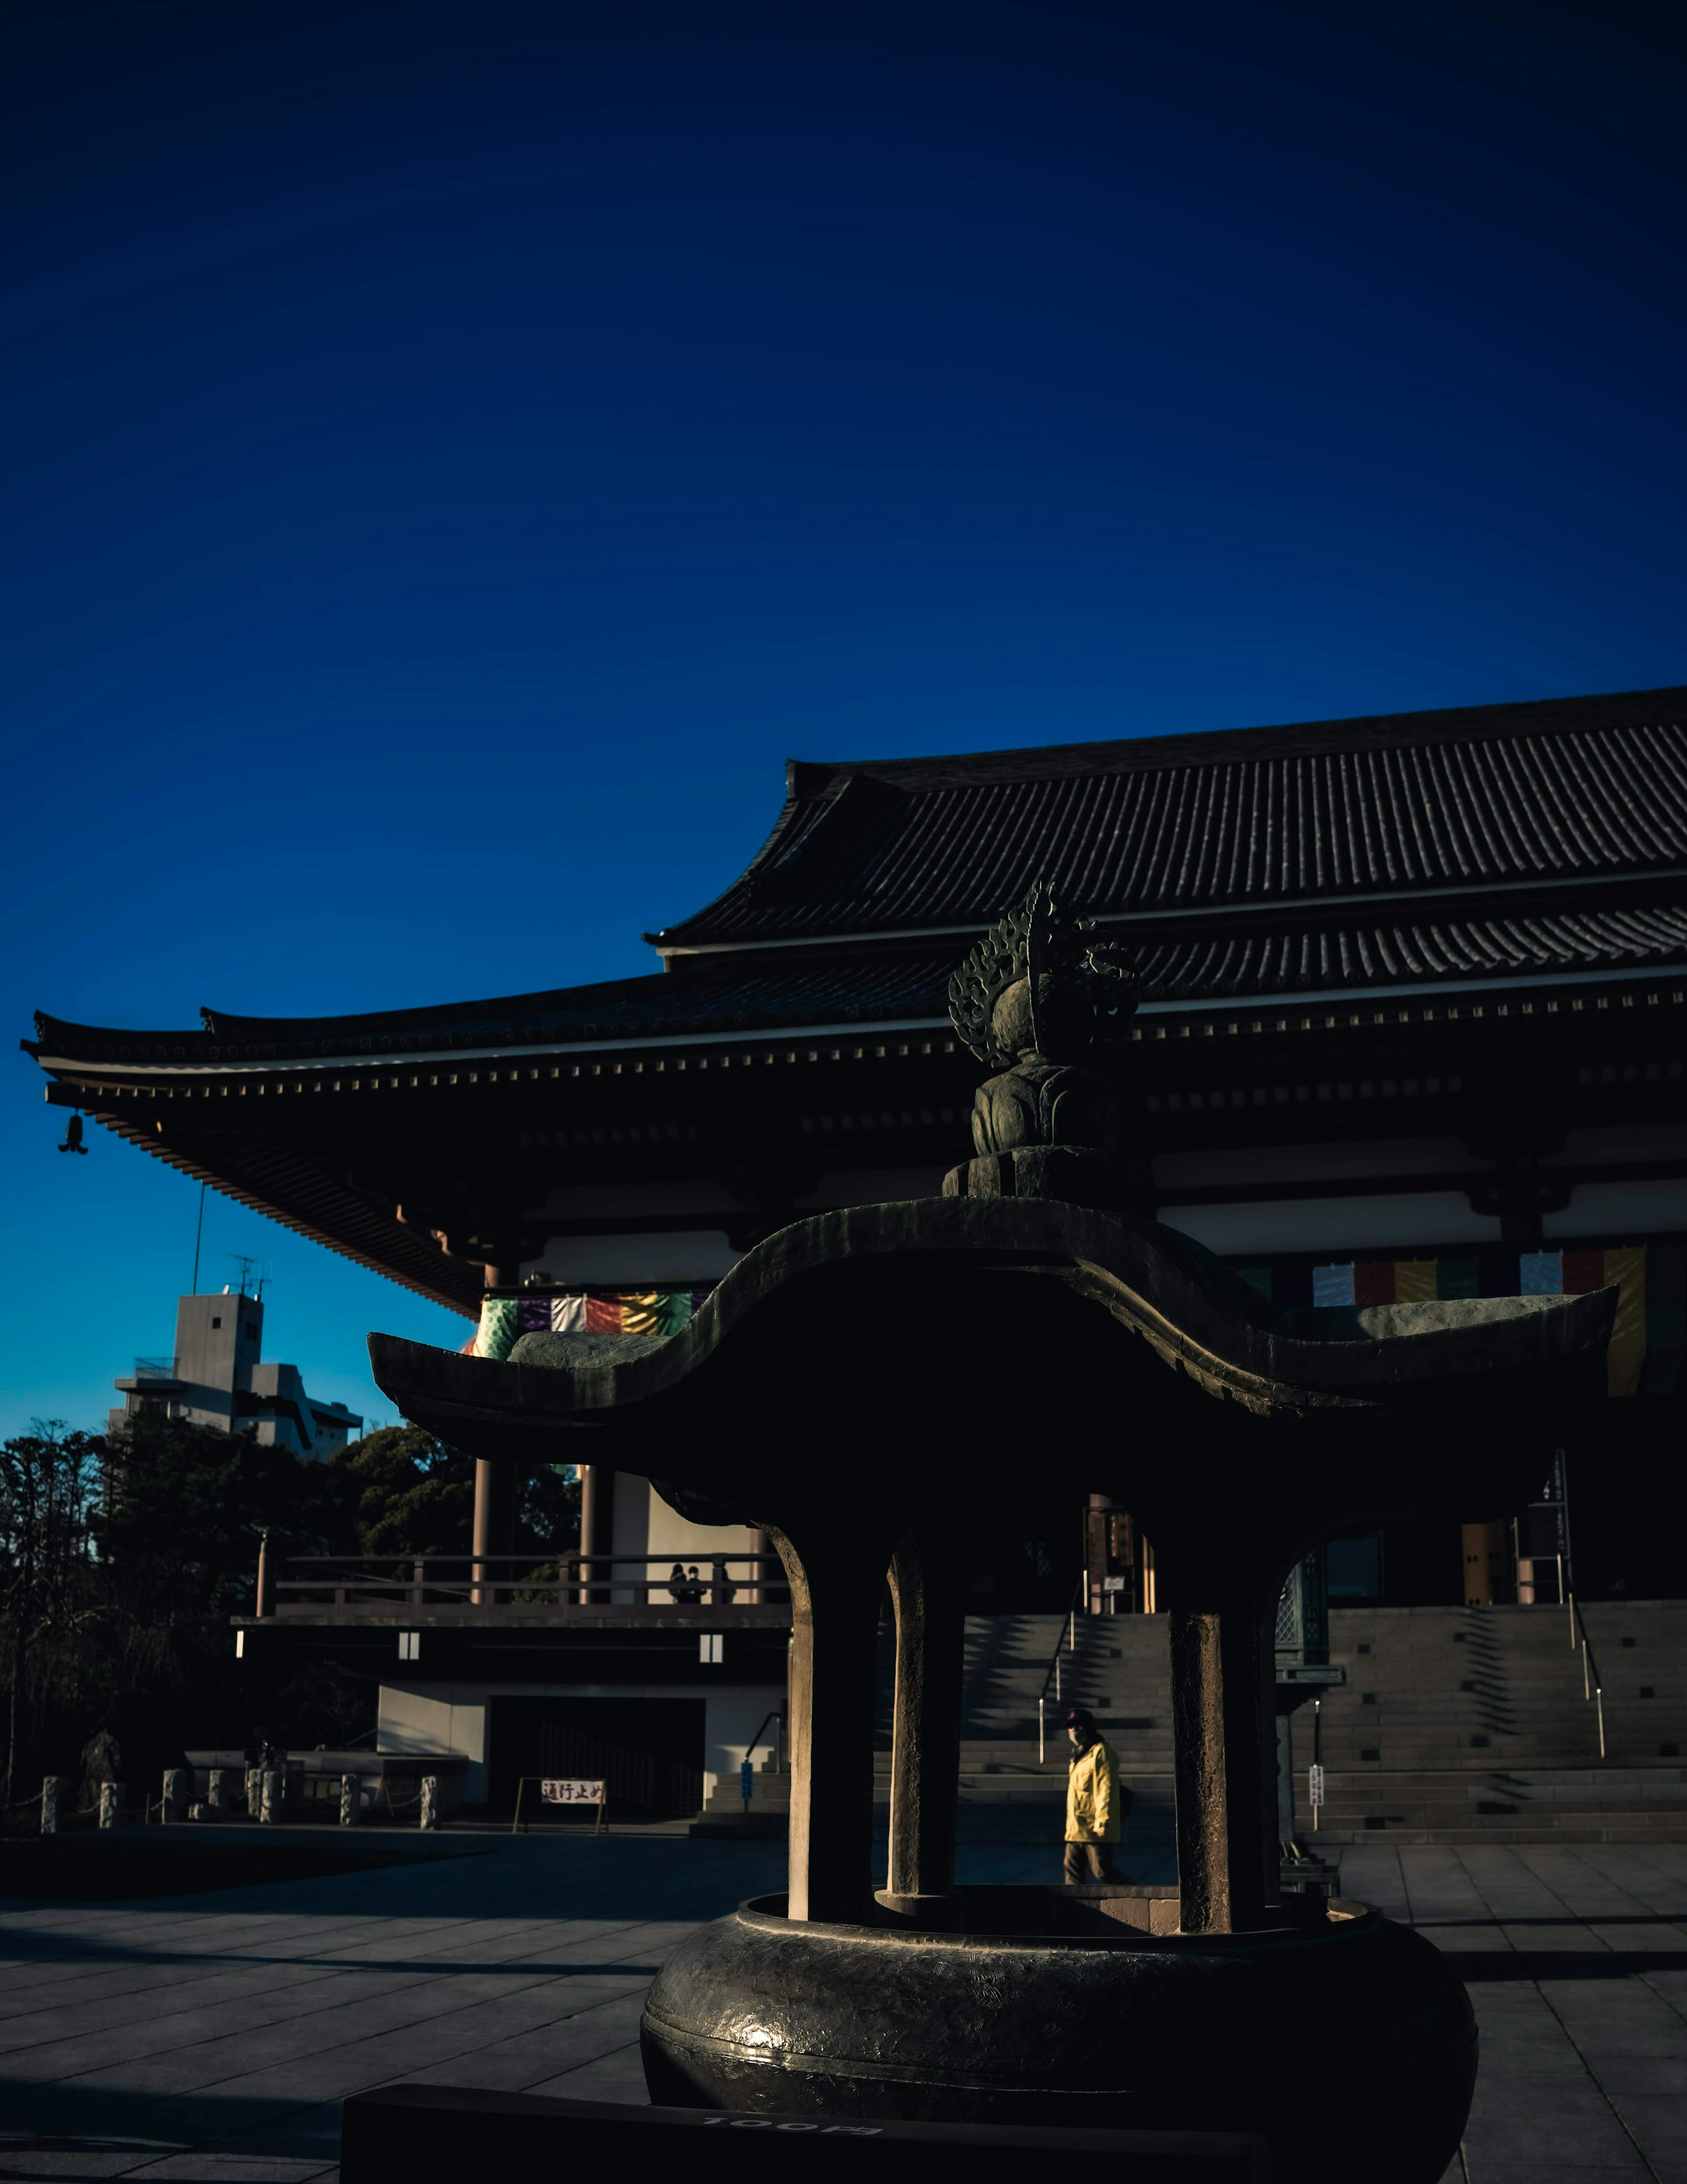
1101, 1576, 1126, 1594
513, 1776, 608, 1835
541, 1778, 606, 1805
1308, 1764, 1325, 1810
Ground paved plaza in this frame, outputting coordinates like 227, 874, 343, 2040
0, 1827, 1682, 2181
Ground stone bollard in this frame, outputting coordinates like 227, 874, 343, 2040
188, 1803, 206, 1820
162, 1768, 188, 1823
340, 1774, 359, 1828
419, 1775, 440, 1831
207, 1768, 228, 1814
40, 1777, 61, 1835
259, 1768, 283, 1824
98, 1783, 122, 1829
244, 1764, 262, 1818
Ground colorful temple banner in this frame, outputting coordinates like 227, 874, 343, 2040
461, 1254, 1686, 1398
1239, 1245, 1683, 1398
468, 1288, 706, 1360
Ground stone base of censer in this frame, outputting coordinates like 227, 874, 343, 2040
641, 1889, 1477, 2184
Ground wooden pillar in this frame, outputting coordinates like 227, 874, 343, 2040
775, 1528, 884, 1924
885, 1530, 965, 1905
1169, 1592, 1277, 1934
577, 1461, 615, 1604
471, 1461, 515, 1604
471, 1258, 518, 1604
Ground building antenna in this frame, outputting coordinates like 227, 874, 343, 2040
227, 1253, 266, 1302
191, 1181, 207, 1294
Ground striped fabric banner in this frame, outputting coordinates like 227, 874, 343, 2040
455, 1257, 1685, 1400
469, 1288, 706, 1361
1236, 1245, 1683, 1398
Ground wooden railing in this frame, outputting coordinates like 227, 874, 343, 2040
266, 1552, 789, 1618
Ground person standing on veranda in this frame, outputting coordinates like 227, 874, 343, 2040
1063, 1705, 1131, 1884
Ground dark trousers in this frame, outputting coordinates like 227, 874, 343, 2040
1064, 1840, 1123, 1885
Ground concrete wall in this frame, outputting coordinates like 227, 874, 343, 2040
613, 1473, 757, 1564
176, 1292, 263, 1401
377, 1684, 489, 1797
377, 1679, 783, 1806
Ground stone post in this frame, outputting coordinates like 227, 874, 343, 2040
260, 1768, 283, 1824
254, 1530, 276, 1619
244, 1764, 262, 1817
885, 1527, 966, 1907
162, 1768, 188, 1823
1168, 1589, 1278, 1935
40, 1777, 60, 1835
207, 1768, 228, 1813
420, 1775, 441, 1830
775, 1525, 890, 1923
98, 1783, 122, 1829
340, 1774, 359, 1827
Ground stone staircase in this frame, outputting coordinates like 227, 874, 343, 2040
1291, 1599, 1687, 1845
698, 1611, 1176, 1834
698, 1601, 1687, 1846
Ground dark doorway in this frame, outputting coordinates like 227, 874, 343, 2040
487, 1696, 706, 1820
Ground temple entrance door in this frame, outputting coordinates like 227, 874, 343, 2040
487, 1696, 705, 1819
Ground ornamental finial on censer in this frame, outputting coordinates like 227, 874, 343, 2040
944, 882, 1142, 1205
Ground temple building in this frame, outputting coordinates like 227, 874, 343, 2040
25, 683, 1687, 1809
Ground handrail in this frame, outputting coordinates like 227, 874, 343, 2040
278, 1553, 785, 1571
267, 1551, 787, 1616
742, 1710, 786, 1778
1036, 1578, 1085, 1762
1571, 1593, 1606, 1759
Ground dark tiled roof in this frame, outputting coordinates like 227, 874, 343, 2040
1129, 904, 1687, 1000
27, 955, 955, 1069
653, 687, 1687, 947
30, 905, 1687, 1071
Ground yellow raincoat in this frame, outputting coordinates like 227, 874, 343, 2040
1065, 1737, 1122, 1844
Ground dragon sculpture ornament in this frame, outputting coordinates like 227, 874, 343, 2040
945, 883, 1141, 1195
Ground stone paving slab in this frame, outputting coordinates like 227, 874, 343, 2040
1340, 1842, 1687, 2181
0, 1828, 1683, 2179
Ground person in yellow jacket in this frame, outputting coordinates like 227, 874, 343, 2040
1062, 1706, 1131, 1884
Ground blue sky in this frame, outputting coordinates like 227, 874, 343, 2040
4, 0, 1684, 1439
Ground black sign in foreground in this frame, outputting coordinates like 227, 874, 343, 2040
340, 2086, 1271, 2180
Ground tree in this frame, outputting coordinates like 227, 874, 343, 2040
331, 1427, 579, 1561
0, 1414, 582, 1808
97, 1410, 342, 1630
0, 1424, 102, 1804
332, 1427, 473, 1557
0, 1414, 353, 1806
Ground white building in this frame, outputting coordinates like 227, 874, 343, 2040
110, 1289, 362, 1460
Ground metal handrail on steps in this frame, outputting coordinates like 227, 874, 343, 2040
1037, 1580, 1084, 1762
1570, 1591, 1606, 1759
744, 1710, 785, 1775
